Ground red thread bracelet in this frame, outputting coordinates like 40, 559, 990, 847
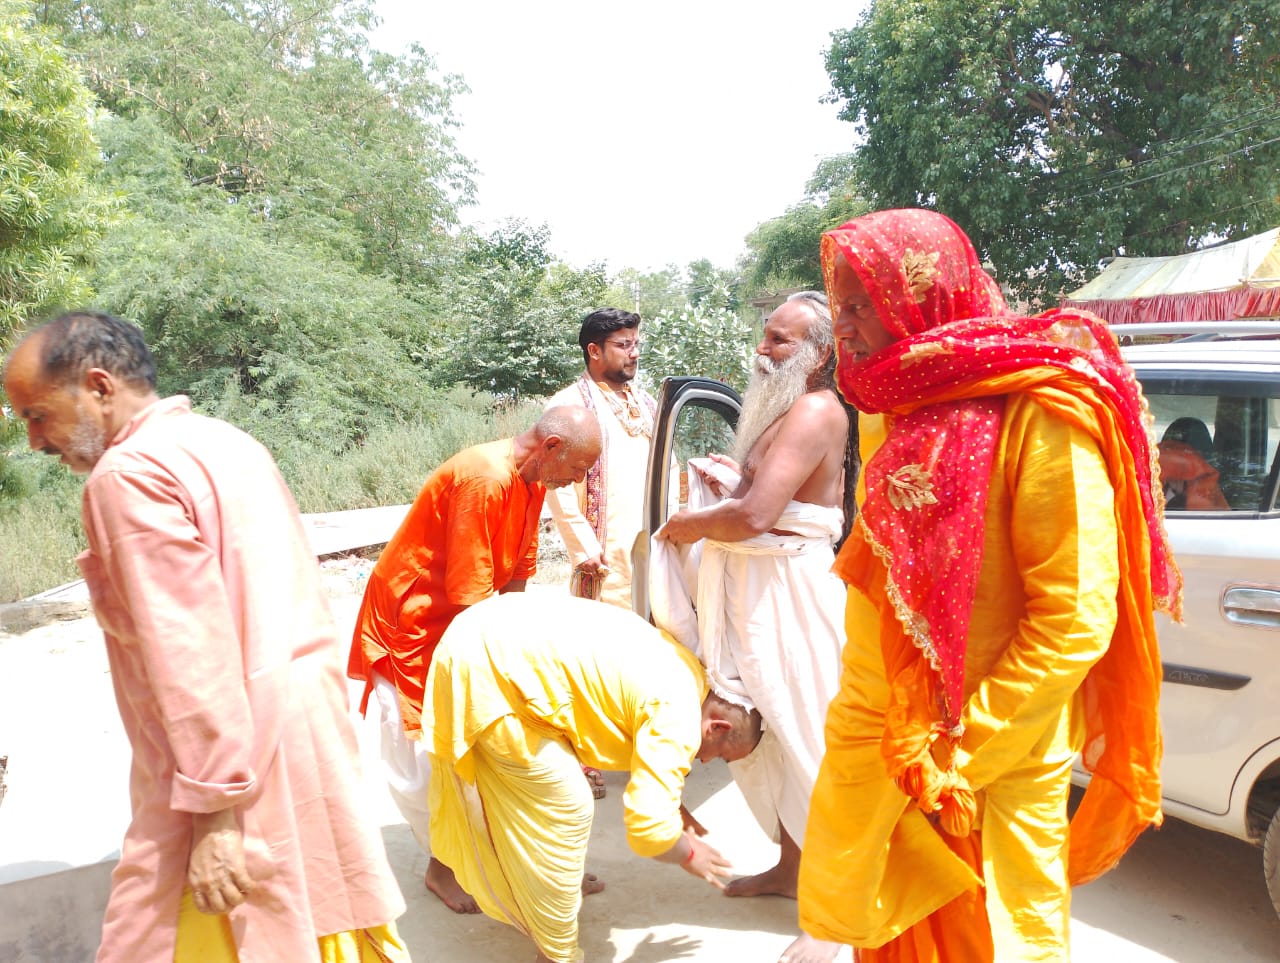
683, 841, 696, 866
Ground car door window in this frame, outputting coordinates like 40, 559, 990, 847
633, 377, 741, 619
1146, 384, 1280, 512
669, 406, 738, 511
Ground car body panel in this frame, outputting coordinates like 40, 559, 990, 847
1117, 342, 1280, 838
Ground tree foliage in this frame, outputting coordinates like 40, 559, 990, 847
641, 279, 752, 392
605, 265, 686, 322
0, 0, 111, 341
44, 0, 474, 285
740, 155, 870, 293
11, 0, 482, 459
89, 115, 439, 467
430, 222, 610, 400
826, 0, 1280, 303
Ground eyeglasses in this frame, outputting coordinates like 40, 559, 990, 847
603, 338, 642, 354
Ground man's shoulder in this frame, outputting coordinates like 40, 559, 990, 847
101, 406, 264, 475
435, 439, 518, 488
546, 377, 590, 409
783, 388, 849, 428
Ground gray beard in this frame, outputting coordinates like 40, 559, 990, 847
67, 403, 106, 473
732, 339, 824, 464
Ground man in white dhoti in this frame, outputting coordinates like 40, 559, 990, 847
655, 291, 858, 963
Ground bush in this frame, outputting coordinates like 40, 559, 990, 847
0, 453, 85, 602
285, 387, 541, 513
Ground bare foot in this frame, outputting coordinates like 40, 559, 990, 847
425, 856, 481, 914
582, 765, 606, 799
778, 932, 841, 963
582, 871, 606, 896
723, 860, 797, 899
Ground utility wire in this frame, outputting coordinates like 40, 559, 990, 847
1085, 107, 1280, 183
1024, 99, 1280, 195
1094, 133, 1280, 195
1044, 132, 1280, 207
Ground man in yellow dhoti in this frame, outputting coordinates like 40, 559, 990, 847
421, 591, 761, 963
797, 210, 1179, 962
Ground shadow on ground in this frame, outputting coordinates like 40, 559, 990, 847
387, 764, 815, 963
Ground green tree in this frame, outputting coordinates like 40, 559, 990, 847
740, 154, 869, 293
826, 0, 1280, 304
641, 281, 753, 392
686, 258, 741, 312
431, 222, 610, 400
45, 0, 474, 287
21, 0, 479, 457
0, 0, 111, 341
605, 265, 686, 322
90, 115, 438, 467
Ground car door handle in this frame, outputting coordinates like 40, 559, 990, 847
1222, 585, 1280, 629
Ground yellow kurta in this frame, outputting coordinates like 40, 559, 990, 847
421, 592, 708, 962
800, 395, 1120, 961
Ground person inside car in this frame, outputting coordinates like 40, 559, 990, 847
1158, 416, 1230, 510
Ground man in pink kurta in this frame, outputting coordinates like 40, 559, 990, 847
3, 312, 407, 963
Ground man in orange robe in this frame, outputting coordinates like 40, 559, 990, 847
796, 210, 1178, 962
347, 405, 601, 913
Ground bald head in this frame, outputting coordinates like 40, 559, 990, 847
515, 405, 603, 489
535, 405, 602, 452
697, 691, 764, 764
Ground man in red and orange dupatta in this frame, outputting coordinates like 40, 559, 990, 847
796, 209, 1180, 962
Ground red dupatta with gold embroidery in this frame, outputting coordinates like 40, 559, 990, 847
822, 209, 1179, 884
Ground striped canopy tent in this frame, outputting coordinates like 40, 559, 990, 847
1063, 227, 1280, 325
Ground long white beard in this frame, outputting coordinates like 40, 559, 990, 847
732, 339, 824, 464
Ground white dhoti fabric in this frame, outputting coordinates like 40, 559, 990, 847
373, 671, 435, 854
651, 459, 846, 845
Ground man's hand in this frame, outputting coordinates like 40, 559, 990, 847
188, 809, 253, 915
680, 830, 733, 889
576, 553, 610, 578
706, 452, 741, 473
680, 804, 708, 836
701, 453, 743, 497
655, 509, 705, 544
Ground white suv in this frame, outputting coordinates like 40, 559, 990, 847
637, 326, 1280, 920
1117, 325, 1280, 918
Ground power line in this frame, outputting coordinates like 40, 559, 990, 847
1023, 99, 1280, 196
1095, 133, 1280, 195
1045, 132, 1280, 207
1115, 195, 1277, 247
1086, 106, 1280, 183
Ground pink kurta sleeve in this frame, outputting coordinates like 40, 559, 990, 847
83, 467, 271, 814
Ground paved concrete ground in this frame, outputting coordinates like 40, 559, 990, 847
3, 564, 1279, 961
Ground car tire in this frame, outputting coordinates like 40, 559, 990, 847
1266, 805, 1280, 920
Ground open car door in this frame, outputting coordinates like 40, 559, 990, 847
631, 376, 741, 619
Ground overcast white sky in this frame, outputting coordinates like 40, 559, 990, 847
370, 2, 865, 274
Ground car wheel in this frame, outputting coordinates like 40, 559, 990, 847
1266, 805, 1280, 920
